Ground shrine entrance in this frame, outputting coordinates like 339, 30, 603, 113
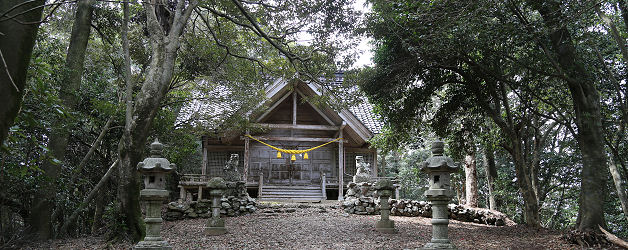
264, 146, 334, 186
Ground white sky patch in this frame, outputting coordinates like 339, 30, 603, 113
352, 0, 373, 69
294, 0, 374, 69
353, 35, 374, 68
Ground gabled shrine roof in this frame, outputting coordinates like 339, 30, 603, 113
175, 77, 384, 141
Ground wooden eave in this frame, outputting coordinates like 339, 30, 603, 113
218, 78, 375, 148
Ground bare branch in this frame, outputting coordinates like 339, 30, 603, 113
230, 0, 308, 62
0, 49, 18, 93
0, 0, 71, 24
195, 9, 266, 70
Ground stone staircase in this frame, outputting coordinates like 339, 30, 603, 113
258, 185, 325, 202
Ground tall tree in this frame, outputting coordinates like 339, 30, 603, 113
525, 0, 608, 231
29, 0, 96, 239
0, 0, 45, 146
117, 0, 198, 241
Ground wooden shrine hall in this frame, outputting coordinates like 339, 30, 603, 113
177, 78, 383, 202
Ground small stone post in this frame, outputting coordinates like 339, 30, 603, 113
205, 177, 227, 235
135, 139, 175, 250
375, 179, 396, 233
420, 141, 458, 250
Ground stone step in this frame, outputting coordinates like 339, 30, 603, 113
261, 193, 323, 197
262, 185, 321, 190
258, 197, 324, 202
258, 185, 324, 201
260, 193, 321, 196
261, 189, 322, 193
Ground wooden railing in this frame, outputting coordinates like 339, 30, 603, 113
321, 173, 327, 199
180, 174, 211, 184
258, 173, 264, 197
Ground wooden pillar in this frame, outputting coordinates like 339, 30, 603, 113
292, 91, 297, 125
322, 173, 327, 200
258, 173, 264, 198
244, 130, 250, 182
292, 91, 297, 137
338, 129, 344, 201
179, 186, 185, 203
373, 149, 378, 177
202, 139, 208, 176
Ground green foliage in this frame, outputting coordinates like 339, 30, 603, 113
360, 0, 628, 232
102, 201, 131, 242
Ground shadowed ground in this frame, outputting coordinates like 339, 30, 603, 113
22, 201, 579, 249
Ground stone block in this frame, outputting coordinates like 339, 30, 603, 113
133, 240, 172, 250
375, 220, 396, 234
205, 217, 226, 236
163, 211, 183, 221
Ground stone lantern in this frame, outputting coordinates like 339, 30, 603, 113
375, 179, 396, 233
134, 139, 175, 250
419, 141, 458, 250
205, 177, 227, 235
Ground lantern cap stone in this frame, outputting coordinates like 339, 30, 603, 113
207, 177, 227, 189
137, 138, 175, 173
150, 138, 164, 157
420, 141, 457, 173
375, 179, 395, 190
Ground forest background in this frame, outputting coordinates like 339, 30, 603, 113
0, 0, 627, 246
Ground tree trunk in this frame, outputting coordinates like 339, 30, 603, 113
512, 141, 541, 227
0, 0, 45, 145
529, 1, 608, 231
464, 152, 478, 207
483, 147, 497, 210
29, 0, 95, 239
91, 193, 105, 234
609, 158, 628, 220
116, 0, 198, 242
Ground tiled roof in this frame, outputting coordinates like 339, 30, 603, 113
349, 100, 383, 134
176, 81, 384, 135
175, 85, 239, 129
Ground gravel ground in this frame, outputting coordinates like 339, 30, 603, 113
21, 201, 579, 249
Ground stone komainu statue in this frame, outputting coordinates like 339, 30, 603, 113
224, 154, 240, 182
353, 156, 372, 183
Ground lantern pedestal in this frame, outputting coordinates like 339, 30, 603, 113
422, 198, 456, 250
375, 180, 396, 233
205, 177, 227, 235
375, 220, 396, 233
134, 189, 171, 250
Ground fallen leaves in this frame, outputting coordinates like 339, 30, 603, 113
21, 201, 584, 249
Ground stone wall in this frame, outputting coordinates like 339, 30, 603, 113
164, 181, 256, 221
341, 181, 510, 226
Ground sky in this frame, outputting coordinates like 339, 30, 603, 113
294, 0, 374, 69
352, 0, 374, 69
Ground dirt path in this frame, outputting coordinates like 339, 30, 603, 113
22, 202, 578, 249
